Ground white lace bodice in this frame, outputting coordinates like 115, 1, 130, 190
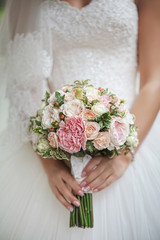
40, 0, 138, 108
0, 0, 139, 159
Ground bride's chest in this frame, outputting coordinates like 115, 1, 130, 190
38, 0, 138, 49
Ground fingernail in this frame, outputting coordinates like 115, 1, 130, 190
93, 188, 98, 192
67, 206, 74, 212
73, 201, 80, 207
78, 190, 84, 197
80, 181, 87, 187
83, 186, 90, 192
81, 171, 86, 177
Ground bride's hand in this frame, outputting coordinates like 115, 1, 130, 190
39, 157, 84, 212
79, 152, 132, 192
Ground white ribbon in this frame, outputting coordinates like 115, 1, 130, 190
70, 154, 92, 193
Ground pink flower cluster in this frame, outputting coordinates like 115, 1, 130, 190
57, 117, 87, 153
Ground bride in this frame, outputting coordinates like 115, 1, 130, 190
0, 0, 160, 239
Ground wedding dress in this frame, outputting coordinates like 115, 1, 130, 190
0, 0, 160, 239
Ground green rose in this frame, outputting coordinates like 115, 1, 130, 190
37, 138, 51, 153
75, 88, 83, 99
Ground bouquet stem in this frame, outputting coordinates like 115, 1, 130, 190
69, 193, 93, 228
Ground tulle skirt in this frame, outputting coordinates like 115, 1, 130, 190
0, 112, 160, 240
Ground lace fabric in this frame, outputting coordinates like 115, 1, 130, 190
0, 0, 138, 160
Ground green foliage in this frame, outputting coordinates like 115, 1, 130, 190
71, 79, 93, 88
86, 141, 95, 154
51, 121, 60, 130
90, 99, 100, 105
96, 112, 112, 130
53, 91, 65, 107
41, 91, 50, 104
33, 126, 48, 135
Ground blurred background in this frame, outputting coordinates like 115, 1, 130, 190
0, 0, 6, 19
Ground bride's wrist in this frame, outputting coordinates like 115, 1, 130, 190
38, 155, 57, 177
120, 149, 133, 164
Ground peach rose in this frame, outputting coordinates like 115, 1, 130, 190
85, 122, 100, 140
64, 92, 76, 102
61, 99, 85, 117
93, 132, 110, 150
48, 132, 59, 149
83, 109, 96, 120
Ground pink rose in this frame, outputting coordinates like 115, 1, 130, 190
48, 132, 59, 149
85, 122, 100, 140
93, 132, 110, 150
109, 117, 130, 148
57, 117, 87, 153
98, 95, 112, 110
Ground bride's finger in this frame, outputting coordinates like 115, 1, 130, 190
81, 157, 101, 177
93, 174, 115, 192
81, 169, 113, 192
56, 180, 81, 208
50, 184, 74, 212
63, 173, 84, 197
80, 164, 105, 188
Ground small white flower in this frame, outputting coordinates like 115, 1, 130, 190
126, 136, 139, 148
91, 103, 108, 116
42, 105, 60, 129
61, 99, 85, 117
126, 130, 139, 148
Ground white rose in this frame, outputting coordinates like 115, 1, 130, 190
42, 105, 60, 129
85, 87, 100, 102
126, 130, 139, 148
126, 136, 139, 148
37, 138, 51, 153
109, 117, 130, 148
91, 103, 108, 116
61, 99, 85, 117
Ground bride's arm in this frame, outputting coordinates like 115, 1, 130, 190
131, 0, 160, 147
79, 0, 160, 192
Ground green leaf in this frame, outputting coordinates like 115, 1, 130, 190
45, 91, 50, 100
33, 127, 48, 135
73, 150, 86, 158
35, 120, 41, 126
53, 91, 65, 107
86, 141, 95, 153
90, 99, 100, 105
99, 121, 104, 129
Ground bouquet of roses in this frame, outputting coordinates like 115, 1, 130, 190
29, 79, 138, 228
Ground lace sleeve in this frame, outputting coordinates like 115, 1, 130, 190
0, 32, 53, 160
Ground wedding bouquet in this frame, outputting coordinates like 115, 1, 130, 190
29, 80, 138, 228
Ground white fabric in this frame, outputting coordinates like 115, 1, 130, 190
0, 0, 160, 239
71, 155, 92, 184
